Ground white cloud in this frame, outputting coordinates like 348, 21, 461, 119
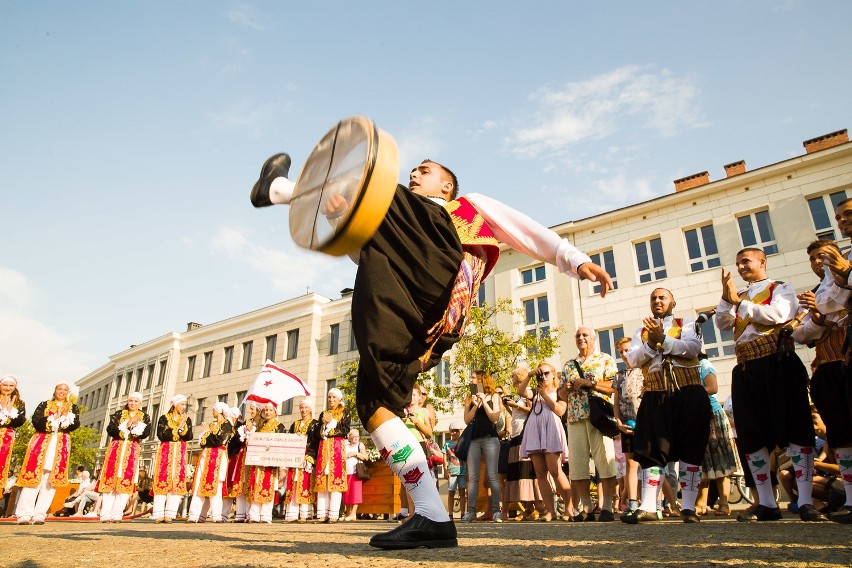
207, 99, 291, 133
211, 226, 356, 297
510, 66, 706, 158
546, 173, 663, 217
0, 266, 95, 404
224, 3, 266, 30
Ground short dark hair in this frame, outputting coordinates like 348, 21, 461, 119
806, 239, 839, 254
422, 159, 459, 200
835, 197, 852, 210
736, 247, 766, 259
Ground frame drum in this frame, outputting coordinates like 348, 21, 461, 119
289, 116, 399, 256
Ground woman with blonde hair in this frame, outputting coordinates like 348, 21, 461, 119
0, 376, 26, 496
151, 394, 193, 523
462, 370, 504, 522
16, 381, 80, 524
187, 402, 233, 522
519, 362, 573, 522
314, 388, 351, 522
97, 392, 151, 522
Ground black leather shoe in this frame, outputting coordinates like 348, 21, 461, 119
830, 506, 852, 524
570, 511, 586, 522
621, 510, 660, 524
681, 509, 700, 523
583, 510, 596, 522
597, 509, 615, 522
798, 504, 828, 522
737, 505, 782, 522
369, 514, 458, 550
251, 153, 291, 208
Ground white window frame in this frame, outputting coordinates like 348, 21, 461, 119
523, 295, 551, 340
684, 223, 721, 273
698, 310, 736, 359
736, 210, 779, 256
589, 249, 618, 294
596, 327, 625, 371
520, 264, 547, 286
634, 237, 667, 284
807, 190, 848, 241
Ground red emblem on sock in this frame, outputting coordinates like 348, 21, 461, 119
403, 467, 425, 486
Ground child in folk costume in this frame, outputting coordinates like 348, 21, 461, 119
222, 405, 252, 522
0, 376, 26, 495
16, 381, 79, 524
246, 402, 286, 523
314, 388, 351, 522
284, 399, 319, 523
97, 392, 151, 522
187, 401, 233, 523
151, 394, 193, 523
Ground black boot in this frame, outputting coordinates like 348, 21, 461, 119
369, 513, 458, 549
250, 153, 291, 207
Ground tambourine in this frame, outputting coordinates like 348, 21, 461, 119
289, 116, 399, 256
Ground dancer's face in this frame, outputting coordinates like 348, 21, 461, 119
409, 162, 452, 200
54, 384, 69, 401
299, 401, 312, 419
0, 382, 15, 396
327, 392, 341, 409
127, 397, 142, 411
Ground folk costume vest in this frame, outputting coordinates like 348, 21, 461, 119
421, 197, 500, 365
639, 318, 700, 392
733, 282, 794, 364
18, 400, 77, 488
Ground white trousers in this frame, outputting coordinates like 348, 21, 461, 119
188, 482, 223, 522
151, 493, 183, 520
248, 500, 275, 523
315, 490, 342, 520
285, 501, 311, 521
100, 491, 130, 521
16, 473, 57, 522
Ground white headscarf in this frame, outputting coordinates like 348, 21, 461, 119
212, 401, 230, 416
128, 392, 143, 403
0, 375, 18, 387
171, 394, 187, 407
328, 388, 343, 400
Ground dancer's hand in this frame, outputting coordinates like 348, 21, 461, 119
578, 262, 614, 298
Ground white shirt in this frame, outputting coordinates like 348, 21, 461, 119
714, 279, 796, 344
626, 314, 701, 373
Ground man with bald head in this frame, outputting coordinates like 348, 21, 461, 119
562, 327, 618, 522
621, 288, 710, 524
715, 248, 825, 522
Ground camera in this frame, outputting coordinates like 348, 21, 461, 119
501, 396, 511, 407
528, 369, 542, 388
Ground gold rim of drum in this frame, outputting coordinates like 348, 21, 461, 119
289, 116, 399, 256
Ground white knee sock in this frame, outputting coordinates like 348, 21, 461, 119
788, 444, 815, 506
639, 466, 663, 513
746, 448, 777, 508
270, 177, 295, 204
836, 447, 852, 507
371, 417, 449, 522
678, 462, 702, 512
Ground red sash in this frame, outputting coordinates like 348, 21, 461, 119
225, 446, 246, 498
314, 437, 348, 493
152, 440, 188, 495
194, 446, 225, 497
248, 465, 277, 503
18, 431, 71, 488
285, 467, 314, 505
98, 438, 141, 494
0, 428, 16, 489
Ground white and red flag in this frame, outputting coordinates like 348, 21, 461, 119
244, 360, 312, 409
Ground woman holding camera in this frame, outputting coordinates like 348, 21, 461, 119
519, 363, 573, 522
462, 370, 503, 522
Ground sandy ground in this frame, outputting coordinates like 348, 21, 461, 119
1, 513, 850, 568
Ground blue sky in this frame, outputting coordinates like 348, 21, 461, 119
2, 1, 851, 403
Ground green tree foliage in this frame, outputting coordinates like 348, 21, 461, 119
333, 299, 561, 420
10, 407, 100, 474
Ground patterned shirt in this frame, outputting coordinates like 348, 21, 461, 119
442, 440, 466, 476
561, 351, 618, 424
612, 367, 644, 422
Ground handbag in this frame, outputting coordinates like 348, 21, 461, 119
355, 460, 370, 481
573, 360, 620, 438
454, 424, 473, 462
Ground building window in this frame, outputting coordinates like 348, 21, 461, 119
635, 237, 667, 283
185, 356, 196, 382
521, 265, 547, 285
218, 393, 229, 405
329, 324, 340, 355
435, 358, 451, 386
202, 351, 212, 378
114, 375, 122, 398
265, 335, 277, 361
145, 364, 155, 390
195, 398, 207, 424
326, 379, 337, 397
349, 325, 357, 352
700, 316, 736, 359
596, 327, 626, 371
236, 391, 247, 406
282, 399, 294, 415
524, 296, 550, 357
135, 368, 144, 393
223, 346, 234, 374
157, 361, 167, 386
589, 250, 618, 294
477, 282, 486, 306
149, 404, 160, 440
684, 224, 721, 272
124, 372, 133, 395
737, 210, 779, 255
94, 388, 101, 408
286, 329, 299, 360
241, 341, 253, 370
807, 190, 847, 240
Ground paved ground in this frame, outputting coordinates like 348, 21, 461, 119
2, 513, 850, 568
